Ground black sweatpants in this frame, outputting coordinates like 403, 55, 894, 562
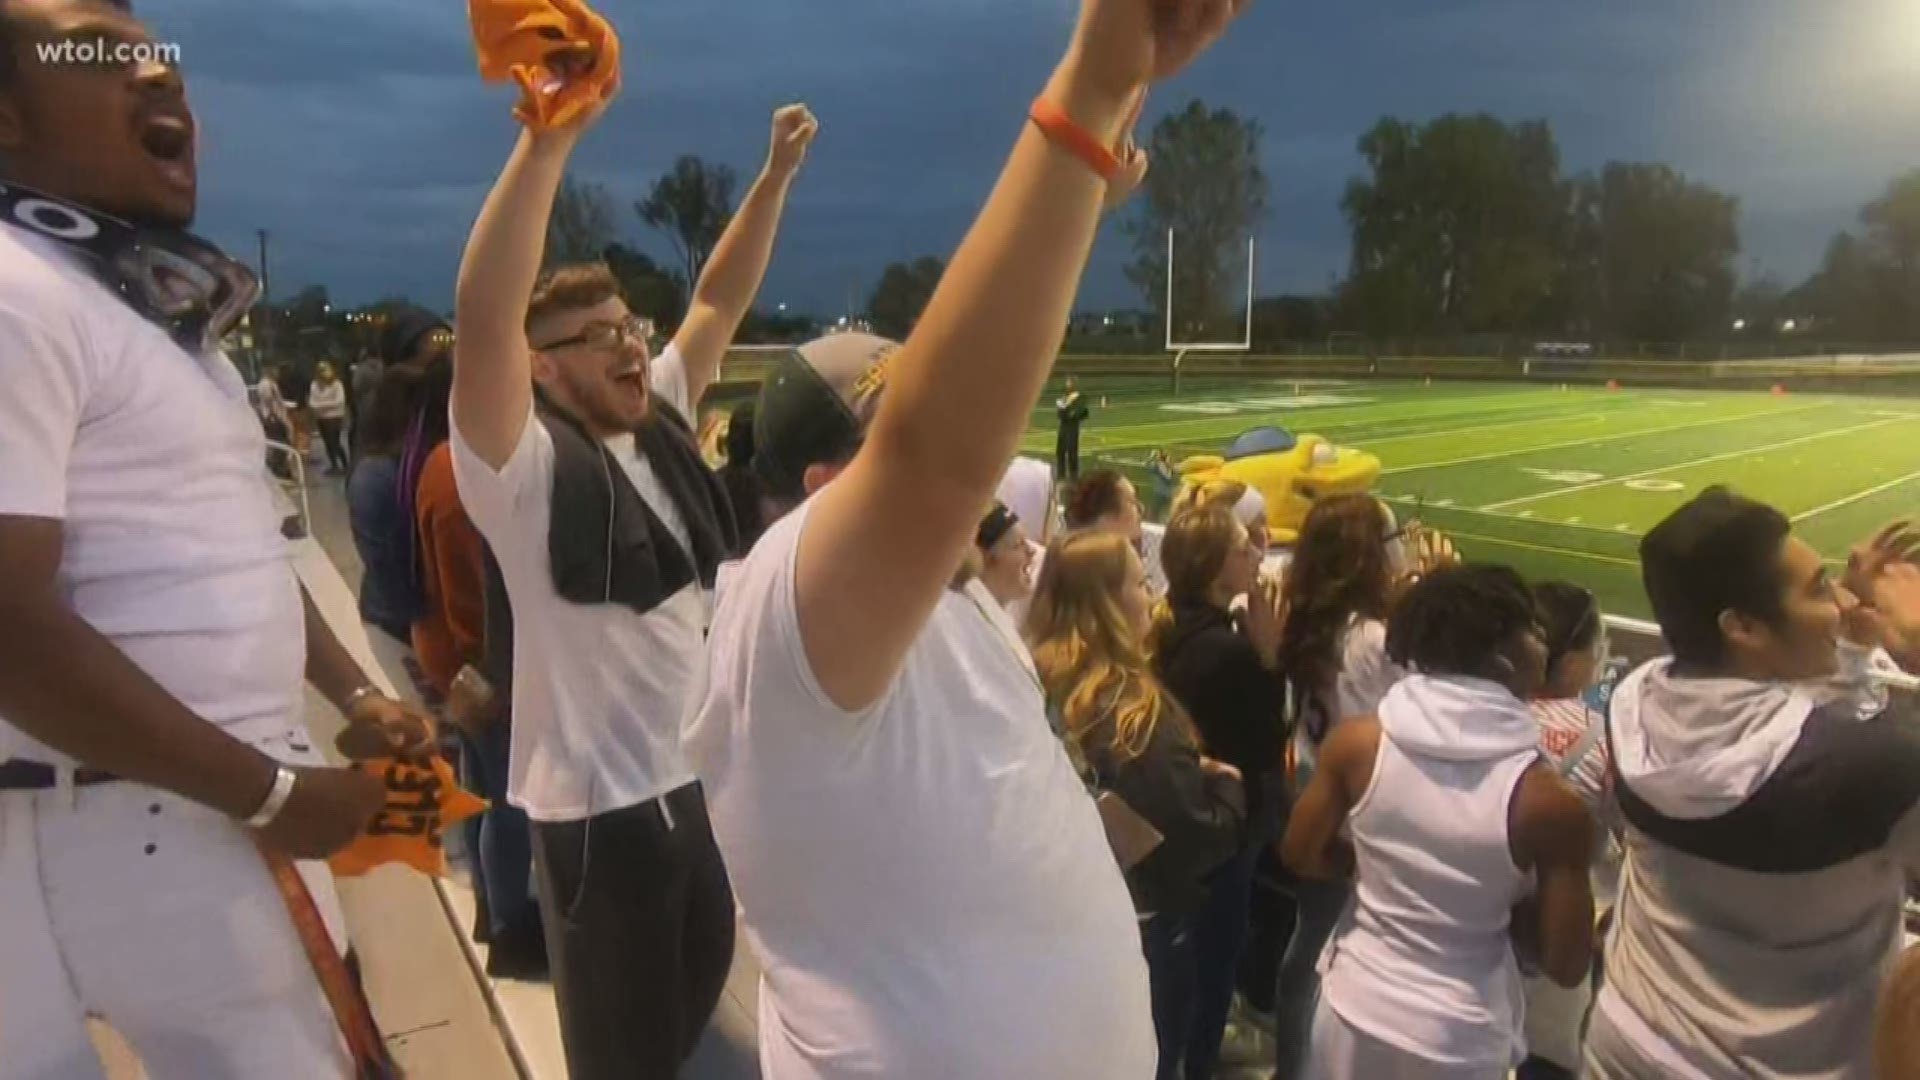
531, 782, 736, 1080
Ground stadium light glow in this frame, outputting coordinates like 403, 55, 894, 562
1782, 318, 1798, 331
1732, 319, 1746, 331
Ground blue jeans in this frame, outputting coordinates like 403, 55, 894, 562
1142, 912, 1200, 1080
1271, 876, 1352, 1080
1186, 782, 1282, 1078
458, 720, 537, 939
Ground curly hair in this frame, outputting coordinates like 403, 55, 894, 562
1386, 564, 1539, 679
1026, 530, 1190, 762
1274, 493, 1394, 736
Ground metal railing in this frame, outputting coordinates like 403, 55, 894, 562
264, 438, 311, 539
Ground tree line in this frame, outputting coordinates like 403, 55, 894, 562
876, 105, 1920, 349
261, 106, 1920, 355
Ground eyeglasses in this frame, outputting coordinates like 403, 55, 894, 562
536, 315, 654, 353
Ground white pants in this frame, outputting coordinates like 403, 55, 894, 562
1302, 999, 1507, 1080
0, 777, 350, 1079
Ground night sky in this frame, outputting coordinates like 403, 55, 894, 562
159, 0, 1920, 316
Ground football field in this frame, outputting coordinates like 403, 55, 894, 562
1021, 377, 1920, 620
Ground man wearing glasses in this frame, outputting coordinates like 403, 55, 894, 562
449, 90, 817, 1076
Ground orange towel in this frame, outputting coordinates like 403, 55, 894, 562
327, 754, 488, 878
468, 0, 621, 131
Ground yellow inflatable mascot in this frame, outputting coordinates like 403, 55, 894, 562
1178, 427, 1381, 545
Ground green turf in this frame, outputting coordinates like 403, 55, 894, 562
1023, 377, 1920, 620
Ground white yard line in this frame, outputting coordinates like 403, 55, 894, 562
1380, 496, 1641, 539
1079, 389, 1584, 448
1360, 409, 1611, 446
1482, 414, 1917, 511
1381, 402, 1829, 476
1789, 468, 1920, 523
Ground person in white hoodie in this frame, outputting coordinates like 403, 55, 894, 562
1282, 564, 1597, 1080
1588, 487, 1920, 1080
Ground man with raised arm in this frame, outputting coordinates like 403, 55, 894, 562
679, 1, 1242, 1076
0, 0, 430, 1073
450, 68, 816, 1075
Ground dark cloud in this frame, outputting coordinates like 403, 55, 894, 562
149, 0, 1920, 317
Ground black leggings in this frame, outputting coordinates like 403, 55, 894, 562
316, 418, 348, 472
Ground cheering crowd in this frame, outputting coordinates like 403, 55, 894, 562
3, 0, 1920, 1079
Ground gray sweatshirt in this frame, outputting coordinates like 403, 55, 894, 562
1593, 651, 1920, 1079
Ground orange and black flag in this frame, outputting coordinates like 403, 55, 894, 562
328, 755, 487, 879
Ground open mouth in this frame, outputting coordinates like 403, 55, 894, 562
138, 114, 194, 164
608, 361, 650, 406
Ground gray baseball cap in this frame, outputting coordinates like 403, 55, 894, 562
753, 332, 899, 496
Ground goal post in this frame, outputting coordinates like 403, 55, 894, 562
1165, 229, 1256, 395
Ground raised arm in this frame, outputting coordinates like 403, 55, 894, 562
671, 105, 817, 406
796, 0, 1240, 710
452, 70, 617, 468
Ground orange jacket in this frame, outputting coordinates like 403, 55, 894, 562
411, 444, 487, 697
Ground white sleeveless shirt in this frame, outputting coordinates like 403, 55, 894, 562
1320, 674, 1539, 1070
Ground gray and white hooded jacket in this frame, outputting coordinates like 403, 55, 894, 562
1596, 648, 1920, 1079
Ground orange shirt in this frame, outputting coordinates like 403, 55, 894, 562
411, 443, 487, 696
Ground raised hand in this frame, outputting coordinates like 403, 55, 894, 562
1069, 0, 1249, 104
766, 104, 820, 180
542, 46, 620, 140
1244, 575, 1286, 667
1845, 520, 1919, 601
1872, 561, 1920, 668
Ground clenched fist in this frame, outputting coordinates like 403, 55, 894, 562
1068, 0, 1249, 106
766, 104, 820, 180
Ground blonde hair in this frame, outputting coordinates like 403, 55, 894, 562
1170, 478, 1249, 521
1025, 531, 1187, 761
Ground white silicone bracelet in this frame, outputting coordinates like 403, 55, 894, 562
244, 766, 298, 829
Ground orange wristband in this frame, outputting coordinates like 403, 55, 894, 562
1030, 97, 1121, 180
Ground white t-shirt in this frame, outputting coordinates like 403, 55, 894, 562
450, 347, 706, 821
682, 500, 1155, 1079
1331, 615, 1403, 723
0, 225, 306, 762
1297, 616, 1405, 770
